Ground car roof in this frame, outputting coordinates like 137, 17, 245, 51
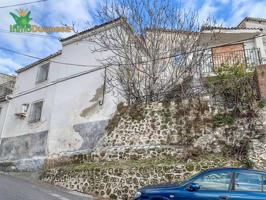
202, 168, 266, 175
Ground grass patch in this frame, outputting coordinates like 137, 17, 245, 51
62, 154, 239, 172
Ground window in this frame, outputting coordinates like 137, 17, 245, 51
36, 63, 49, 83
235, 173, 262, 192
29, 101, 43, 123
263, 176, 266, 192
22, 104, 29, 113
194, 172, 231, 191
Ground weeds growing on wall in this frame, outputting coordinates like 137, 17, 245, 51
258, 99, 266, 108
212, 113, 235, 127
105, 102, 145, 134
207, 63, 257, 116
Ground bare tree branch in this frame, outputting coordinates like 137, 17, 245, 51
92, 0, 218, 104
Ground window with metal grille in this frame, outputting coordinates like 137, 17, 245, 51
36, 63, 49, 83
29, 101, 43, 123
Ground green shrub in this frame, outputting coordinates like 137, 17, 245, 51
258, 99, 266, 108
240, 158, 254, 169
212, 113, 235, 127
206, 63, 256, 116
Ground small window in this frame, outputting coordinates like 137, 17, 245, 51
235, 173, 262, 192
36, 63, 49, 83
29, 101, 43, 123
194, 172, 232, 191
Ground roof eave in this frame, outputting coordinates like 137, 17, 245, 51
16, 51, 62, 73
202, 28, 262, 34
60, 17, 126, 46
237, 17, 266, 27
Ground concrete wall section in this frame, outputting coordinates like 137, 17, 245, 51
0, 131, 48, 161
73, 120, 108, 151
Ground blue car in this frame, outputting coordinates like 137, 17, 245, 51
134, 168, 266, 200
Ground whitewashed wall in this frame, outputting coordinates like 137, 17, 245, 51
0, 26, 121, 162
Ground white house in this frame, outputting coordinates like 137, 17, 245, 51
0, 18, 125, 170
1, 16, 266, 170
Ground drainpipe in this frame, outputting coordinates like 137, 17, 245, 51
99, 66, 107, 106
0, 95, 12, 145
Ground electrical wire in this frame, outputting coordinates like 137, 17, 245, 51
0, 0, 48, 9
0, 32, 265, 70
3, 32, 266, 99
0, 47, 103, 68
0, 29, 59, 40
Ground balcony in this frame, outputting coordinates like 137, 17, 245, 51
0, 81, 15, 101
203, 48, 262, 76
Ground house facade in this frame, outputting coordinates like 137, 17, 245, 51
0, 17, 266, 170
0, 18, 124, 170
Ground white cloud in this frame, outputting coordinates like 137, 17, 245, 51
198, 0, 219, 23
0, 57, 20, 75
225, 0, 266, 26
217, 0, 230, 4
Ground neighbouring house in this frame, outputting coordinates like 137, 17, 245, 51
0, 73, 16, 139
201, 26, 266, 75
0, 16, 266, 171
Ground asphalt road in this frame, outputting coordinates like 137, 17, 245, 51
0, 173, 94, 200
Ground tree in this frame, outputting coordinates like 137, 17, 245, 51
91, 0, 218, 105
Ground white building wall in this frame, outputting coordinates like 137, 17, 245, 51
47, 68, 117, 155
239, 20, 266, 61
0, 101, 9, 138
2, 87, 54, 138
241, 21, 266, 32
0, 28, 120, 164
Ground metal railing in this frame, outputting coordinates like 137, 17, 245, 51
0, 81, 15, 100
203, 48, 262, 75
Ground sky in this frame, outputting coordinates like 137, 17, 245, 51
0, 0, 266, 75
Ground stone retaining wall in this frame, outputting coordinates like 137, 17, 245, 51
40, 156, 243, 200
41, 99, 266, 200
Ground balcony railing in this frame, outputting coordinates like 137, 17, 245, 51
203, 48, 262, 76
0, 81, 15, 101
